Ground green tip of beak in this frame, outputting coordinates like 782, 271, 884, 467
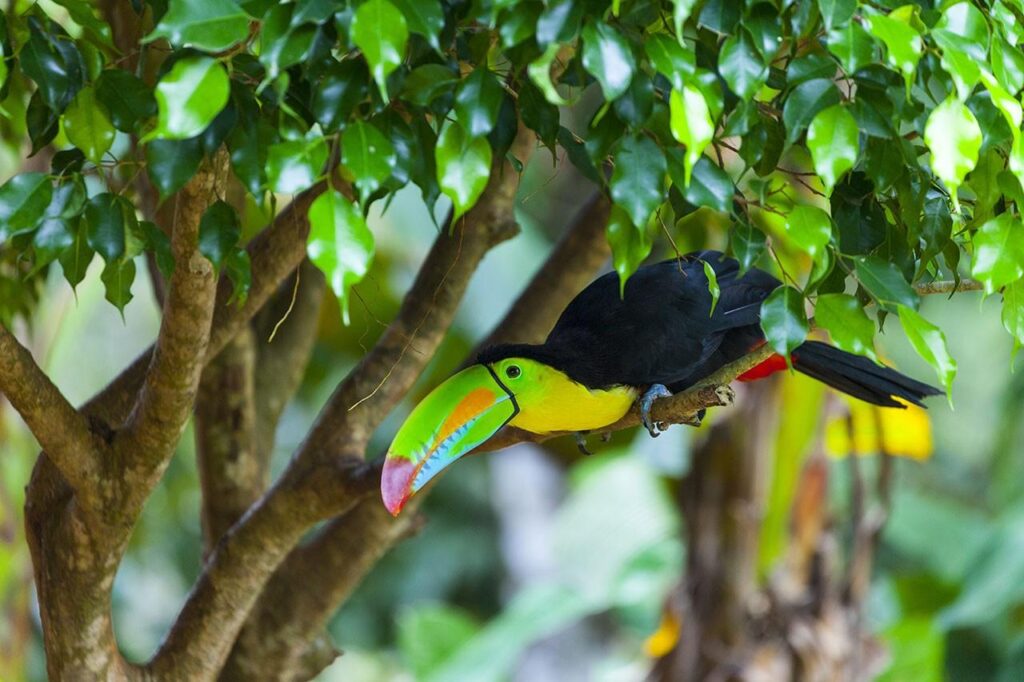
381, 365, 517, 515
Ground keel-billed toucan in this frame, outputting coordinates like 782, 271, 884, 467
381, 250, 941, 515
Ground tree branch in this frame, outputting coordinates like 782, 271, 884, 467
0, 325, 101, 499
195, 329, 260, 554
913, 278, 983, 295
114, 156, 225, 512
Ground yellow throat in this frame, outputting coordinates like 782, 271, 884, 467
487, 357, 638, 434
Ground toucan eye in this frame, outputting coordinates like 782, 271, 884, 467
505, 365, 521, 379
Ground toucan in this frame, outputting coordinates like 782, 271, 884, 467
381, 250, 941, 515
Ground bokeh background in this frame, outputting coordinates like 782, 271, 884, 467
3, 145, 1024, 681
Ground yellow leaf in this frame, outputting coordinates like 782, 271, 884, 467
825, 396, 933, 460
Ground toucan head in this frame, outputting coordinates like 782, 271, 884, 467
381, 352, 555, 516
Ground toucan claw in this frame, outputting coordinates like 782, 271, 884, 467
575, 431, 593, 455
640, 383, 672, 438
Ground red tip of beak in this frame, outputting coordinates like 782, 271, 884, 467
381, 458, 416, 516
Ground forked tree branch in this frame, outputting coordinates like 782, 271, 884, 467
150, 126, 536, 680
0, 325, 101, 500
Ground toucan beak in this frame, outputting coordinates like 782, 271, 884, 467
381, 365, 518, 515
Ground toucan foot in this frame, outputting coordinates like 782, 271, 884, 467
575, 431, 593, 456
640, 383, 672, 438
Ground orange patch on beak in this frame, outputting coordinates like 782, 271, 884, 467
430, 387, 498, 453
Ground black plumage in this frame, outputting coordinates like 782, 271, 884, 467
478, 251, 942, 408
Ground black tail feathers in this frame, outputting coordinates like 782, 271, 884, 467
792, 341, 943, 408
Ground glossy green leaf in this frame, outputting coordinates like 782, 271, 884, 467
454, 68, 504, 137
536, 0, 582, 46
314, 60, 371, 131
63, 87, 115, 164
101, 258, 136, 316
898, 305, 956, 397
391, 0, 444, 51
672, 0, 697, 40
815, 293, 878, 361
342, 121, 397, 203
784, 205, 832, 258
806, 104, 859, 194
924, 96, 982, 206
1002, 280, 1024, 345
146, 137, 205, 201
782, 78, 840, 143
731, 219, 766, 274
760, 286, 809, 360
44, 178, 86, 221
198, 200, 241, 272
669, 86, 714, 185
581, 21, 635, 100
719, 30, 766, 101
225, 248, 251, 304
611, 135, 666, 230
151, 57, 230, 140
673, 154, 733, 212
817, 0, 854, 31
306, 189, 375, 324
436, 121, 492, 222
971, 213, 1024, 295
867, 10, 923, 92
992, 33, 1024, 95
528, 43, 570, 106
267, 134, 329, 194
352, 0, 408, 101
606, 204, 652, 297
932, 2, 989, 63
95, 70, 158, 133
19, 18, 84, 113
645, 34, 695, 91
827, 22, 875, 74
31, 218, 75, 274
702, 260, 720, 316
26, 91, 60, 156
141, 220, 174, 279
59, 219, 94, 291
854, 255, 918, 312
0, 173, 53, 239
258, 4, 318, 80
85, 193, 127, 263
149, 0, 250, 51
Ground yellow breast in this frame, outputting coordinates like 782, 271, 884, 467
507, 371, 637, 434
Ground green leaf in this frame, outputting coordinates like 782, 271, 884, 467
149, 0, 249, 51
806, 104, 859, 194
528, 43, 570, 106
581, 21, 635, 100
924, 96, 982, 207
390, 0, 444, 51
611, 135, 666, 229
454, 68, 504, 137
398, 605, 480, 679
854, 255, 918, 312
669, 86, 715, 184
817, 0, 854, 32
719, 30, 767, 101
342, 121, 397, 203
731, 219, 766, 273
0, 173, 53, 240
140, 220, 174, 279
314, 59, 371, 131
198, 200, 241, 272
306, 189, 375, 325
95, 70, 158, 133
266, 134, 329, 194
782, 78, 840, 143
1002, 280, 1024, 345
672, 0, 698, 40
992, 33, 1024, 95
702, 260, 720, 316
536, 0, 582, 46
784, 205, 832, 259
59, 219, 94, 291
225, 248, 251, 304
44, 177, 86, 220
62, 86, 115, 164
352, 0, 408, 102
30, 217, 72, 274
258, 4, 318, 81
932, 2, 989, 63
26, 91, 60, 156
645, 34, 695, 91
815, 293, 878, 361
606, 204, 652, 296
760, 286, 809, 360
827, 22, 875, 74
673, 154, 733, 212
19, 18, 85, 113
101, 258, 136, 317
436, 121, 492, 223
85, 193, 127, 263
146, 137, 205, 201
971, 213, 1024, 295
866, 10, 923, 92
151, 56, 230, 140
898, 305, 956, 398
698, 0, 739, 34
